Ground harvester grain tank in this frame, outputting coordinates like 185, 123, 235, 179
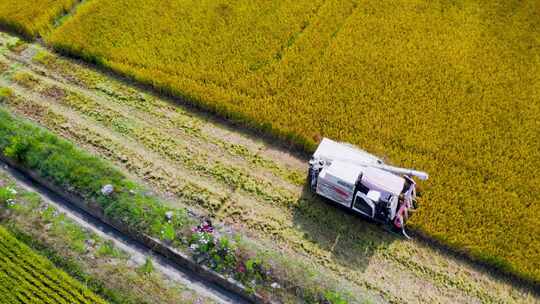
308, 138, 429, 238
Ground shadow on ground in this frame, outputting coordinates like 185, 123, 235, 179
291, 183, 398, 273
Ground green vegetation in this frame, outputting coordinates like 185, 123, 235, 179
0, 106, 357, 303
0, 0, 79, 39
0, 87, 13, 101
0, 225, 107, 304
0, 106, 189, 236
47, 0, 540, 284
138, 257, 154, 275
0, 173, 215, 304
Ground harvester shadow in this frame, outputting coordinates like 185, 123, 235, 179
291, 184, 397, 273
293, 184, 540, 297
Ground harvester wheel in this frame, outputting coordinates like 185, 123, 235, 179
307, 167, 317, 191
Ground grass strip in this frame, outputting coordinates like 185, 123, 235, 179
0, 106, 189, 237
0, 106, 359, 303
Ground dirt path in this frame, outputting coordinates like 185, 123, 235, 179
0, 32, 537, 303
0, 161, 246, 304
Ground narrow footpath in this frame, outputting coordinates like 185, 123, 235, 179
0, 160, 249, 304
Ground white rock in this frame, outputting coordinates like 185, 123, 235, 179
101, 184, 114, 196
271, 282, 280, 289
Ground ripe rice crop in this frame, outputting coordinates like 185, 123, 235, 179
47, 0, 540, 284
0, 225, 107, 304
0, 0, 78, 38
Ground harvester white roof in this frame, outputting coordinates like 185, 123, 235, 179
314, 138, 407, 196
323, 160, 362, 187
322, 162, 405, 196
361, 167, 405, 196
313, 138, 382, 166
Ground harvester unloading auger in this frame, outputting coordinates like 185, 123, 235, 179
308, 138, 429, 238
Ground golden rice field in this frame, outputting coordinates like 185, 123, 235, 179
0, 0, 78, 39
0, 225, 107, 304
3, 0, 540, 284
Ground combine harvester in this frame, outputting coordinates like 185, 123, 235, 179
308, 138, 429, 238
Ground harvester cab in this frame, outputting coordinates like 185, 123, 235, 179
308, 138, 429, 238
